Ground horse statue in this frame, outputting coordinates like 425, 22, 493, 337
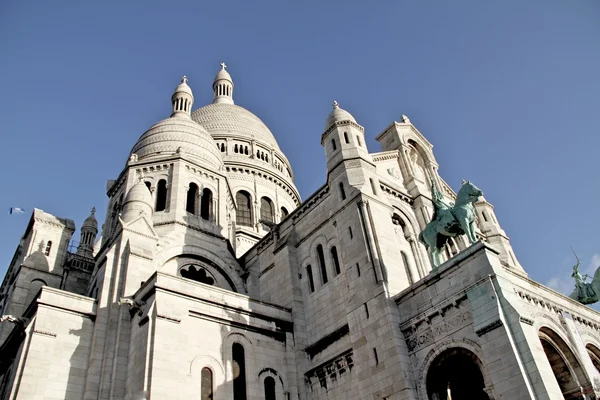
569, 252, 600, 305
418, 180, 483, 268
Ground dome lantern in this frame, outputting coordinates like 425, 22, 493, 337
171, 75, 194, 118
212, 62, 234, 105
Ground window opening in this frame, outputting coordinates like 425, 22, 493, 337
317, 244, 328, 284
339, 182, 346, 200
232, 343, 247, 400
201, 188, 213, 221
331, 247, 341, 275
264, 376, 276, 400
236, 191, 253, 227
307, 265, 315, 292
344, 131, 349, 144
186, 183, 199, 214
45, 241, 52, 256
201, 367, 213, 400
156, 179, 167, 211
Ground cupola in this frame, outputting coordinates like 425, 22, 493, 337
212, 62, 234, 105
121, 179, 154, 223
171, 75, 194, 118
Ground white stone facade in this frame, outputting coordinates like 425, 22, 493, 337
0, 66, 599, 400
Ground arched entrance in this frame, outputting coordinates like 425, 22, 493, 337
539, 327, 589, 399
426, 347, 490, 400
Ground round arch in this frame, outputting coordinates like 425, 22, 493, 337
538, 326, 590, 398
425, 347, 490, 400
586, 343, 600, 373
155, 244, 246, 293
418, 339, 492, 400
258, 367, 286, 399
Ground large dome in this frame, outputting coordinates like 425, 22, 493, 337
191, 103, 281, 151
131, 116, 223, 169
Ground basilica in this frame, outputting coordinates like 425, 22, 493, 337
1, 65, 600, 400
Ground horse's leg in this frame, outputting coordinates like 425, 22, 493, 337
469, 220, 478, 243
459, 217, 475, 244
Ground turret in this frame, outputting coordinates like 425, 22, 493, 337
321, 101, 371, 174
475, 196, 524, 273
76, 207, 98, 258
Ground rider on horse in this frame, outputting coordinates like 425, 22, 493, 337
431, 179, 453, 223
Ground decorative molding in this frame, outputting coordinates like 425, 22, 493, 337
475, 319, 503, 336
519, 316, 534, 326
33, 330, 57, 337
372, 150, 400, 162
380, 183, 413, 205
305, 349, 354, 392
156, 314, 181, 324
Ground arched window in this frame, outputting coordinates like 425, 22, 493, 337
144, 181, 151, 190
331, 138, 337, 151
402, 252, 413, 285
343, 131, 349, 144
356, 136, 362, 147
260, 197, 274, 228
482, 211, 489, 222
236, 191, 253, 227
201, 188, 213, 221
369, 178, 378, 195
156, 179, 167, 211
306, 265, 315, 293
45, 241, 52, 256
331, 247, 341, 275
264, 376, 276, 400
232, 343, 247, 400
339, 182, 346, 200
187, 183, 199, 215
280, 207, 289, 219
317, 244, 328, 284
201, 367, 213, 400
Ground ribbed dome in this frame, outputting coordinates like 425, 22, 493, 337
325, 101, 356, 130
82, 208, 98, 229
131, 116, 223, 169
191, 103, 281, 151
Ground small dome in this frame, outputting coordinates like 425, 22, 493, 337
124, 180, 153, 205
82, 207, 98, 230
131, 117, 224, 169
215, 67, 233, 83
121, 180, 153, 222
174, 76, 193, 97
325, 101, 356, 130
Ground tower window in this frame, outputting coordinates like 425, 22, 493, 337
201, 367, 213, 400
348, 226, 353, 239
280, 207, 289, 219
44, 241, 52, 256
356, 136, 362, 147
317, 244, 328, 284
145, 181, 151, 190
339, 182, 346, 200
260, 197, 274, 228
201, 188, 213, 221
232, 343, 247, 400
331, 138, 337, 151
156, 179, 167, 212
186, 183, 199, 215
482, 211, 489, 222
373, 348, 379, 365
331, 246, 341, 275
236, 191, 253, 227
264, 376, 276, 400
357, 263, 361, 276
364, 302, 370, 319
344, 131, 349, 144
307, 265, 315, 293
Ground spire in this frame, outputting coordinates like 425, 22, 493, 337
171, 75, 194, 118
212, 62, 234, 105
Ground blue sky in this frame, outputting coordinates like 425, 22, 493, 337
1, 1, 599, 299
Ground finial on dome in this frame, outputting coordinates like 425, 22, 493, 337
333, 100, 339, 109
91, 207, 96, 215
213, 63, 234, 105
401, 114, 411, 123
171, 75, 194, 118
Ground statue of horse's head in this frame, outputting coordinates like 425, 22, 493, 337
458, 180, 483, 203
